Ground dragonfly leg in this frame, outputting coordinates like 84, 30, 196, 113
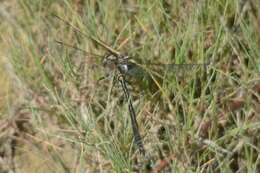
97, 76, 107, 83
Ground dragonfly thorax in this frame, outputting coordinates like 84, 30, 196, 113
118, 61, 137, 75
103, 54, 134, 75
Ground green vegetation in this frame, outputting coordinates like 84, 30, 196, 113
0, 0, 259, 172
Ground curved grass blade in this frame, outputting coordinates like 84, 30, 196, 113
55, 40, 103, 58
52, 14, 121, 57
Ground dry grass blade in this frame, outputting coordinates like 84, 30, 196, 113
53, 14, 121, 56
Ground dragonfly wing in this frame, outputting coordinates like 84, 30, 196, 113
53, 14, 121, 57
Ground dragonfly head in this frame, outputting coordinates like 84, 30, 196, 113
102, 54, 130, 65
102, 54, 118, 66
103, 54, 136, 75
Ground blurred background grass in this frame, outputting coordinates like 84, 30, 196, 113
0, 0, 259, 172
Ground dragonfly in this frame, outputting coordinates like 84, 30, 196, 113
53, 14, 209, 156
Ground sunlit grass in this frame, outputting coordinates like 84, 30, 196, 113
0, 0, 259, 172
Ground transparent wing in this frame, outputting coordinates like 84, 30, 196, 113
125, 59, 209, 77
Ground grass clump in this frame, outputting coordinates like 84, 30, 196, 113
0, 0, 259, 172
